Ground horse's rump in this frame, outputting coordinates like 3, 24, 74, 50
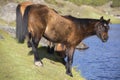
20, 1, 33, 16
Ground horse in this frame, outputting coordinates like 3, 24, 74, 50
16, 1, 89, 56
16, 3, 110, 77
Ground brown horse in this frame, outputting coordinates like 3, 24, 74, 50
16, 1, 89, 56
16, 1, 88, 60
16, 3, 110, 77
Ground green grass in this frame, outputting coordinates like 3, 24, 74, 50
0, 30, 84, 80
71, 5, 120, 24
111, 0, 120, 7
0, 18, 8, 26
0, 0, 24, 6
67, 0, 110, 6
67, 0, 120, 7
44, 0, 57, 4
0, 18, 16, 27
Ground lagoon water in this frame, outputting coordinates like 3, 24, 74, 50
73, 24, 120, 80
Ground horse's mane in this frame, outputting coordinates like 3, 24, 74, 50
63, 15, 109, 24
30, 4, 47, 8
63, 15, 100, 21
52, 9, 58, 13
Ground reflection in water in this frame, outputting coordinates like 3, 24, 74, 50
72, 24, 120, 80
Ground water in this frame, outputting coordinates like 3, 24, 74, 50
72, 24, 120, 80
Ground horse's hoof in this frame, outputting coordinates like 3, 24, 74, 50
35, 61, 43, 67
27, 42, 32, 48
66, 72, 73, 77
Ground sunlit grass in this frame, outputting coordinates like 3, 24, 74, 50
0, 30, 85, 80
0, 18, 16, 26
73, 5, 120, 24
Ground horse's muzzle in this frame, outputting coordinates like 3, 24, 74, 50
102, 36, 108, 42
101, 32, 109, 42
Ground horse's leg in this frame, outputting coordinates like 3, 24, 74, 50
47, 41, 51, 53
30, 37, 43, 67
50, 42, 55, 54
61, 57, 66, 65
47, 41, 55, 54
65, 47, 75, 77
27, 32, 32, 48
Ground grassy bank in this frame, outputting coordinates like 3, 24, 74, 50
67, 0, 120, 7
74, 5, 120, 24
0, 0, 24, 6
0, 30, 84, 80
67, 0, 109, 6
45, 0, 120, 24
0, 18, 16, 26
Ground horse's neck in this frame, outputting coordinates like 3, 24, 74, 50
80, 21, 97, 39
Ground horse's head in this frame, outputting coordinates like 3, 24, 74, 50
95, 16, 110, 42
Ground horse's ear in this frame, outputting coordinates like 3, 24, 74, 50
107, 19, 110, 24
100, 16, 103, 21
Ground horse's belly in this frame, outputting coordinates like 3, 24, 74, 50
44, 32, 63, 42
44, 27, 65, 42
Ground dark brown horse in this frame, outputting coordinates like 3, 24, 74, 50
16, 1, 89, 59
16, 3, 110, 77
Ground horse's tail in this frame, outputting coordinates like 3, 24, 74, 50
16, 4, 23, 43
16, 4, 31, 43
21, 5, 31, 43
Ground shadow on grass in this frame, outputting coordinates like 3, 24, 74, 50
28, 46, 65, 65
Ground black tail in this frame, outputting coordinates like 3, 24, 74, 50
16, 5, 31, 43
16, 4, 23, 43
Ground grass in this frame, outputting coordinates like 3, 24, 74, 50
0, 18, 16, 27
0, 18, 8, 26
67, 0, 120, 7
0, 0, 24, 6
88, 7, 120, 24
69, 5, 120, 24
0, 30, 84, 80
47, 1, 120, 24
44, 0, 57, 4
